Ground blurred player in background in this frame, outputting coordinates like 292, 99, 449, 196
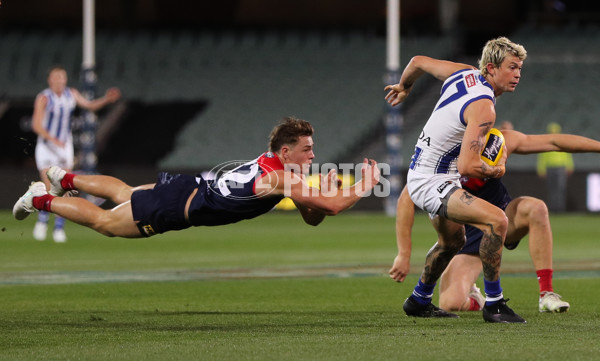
384, 37, 527, 323
390, 128, 600, 313
31, 65, 121, 242
14, 117, 380, 238
537, 122, 574, 212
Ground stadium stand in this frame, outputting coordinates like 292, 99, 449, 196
5, 26, 597, 171
0, 28, 455, 169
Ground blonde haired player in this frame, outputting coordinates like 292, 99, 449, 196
385, 37, 528, 323
390, 128, 600, 314
32, 66, 121, 242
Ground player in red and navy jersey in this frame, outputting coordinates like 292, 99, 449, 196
390, 128, 600, 313
13, 117, 380, 238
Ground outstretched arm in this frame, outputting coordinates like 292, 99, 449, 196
389, 185, 415, 283
384, 56, 475, 106
71, 87, 121, 112
503, 129, 600, 155
266, 159, 380, 224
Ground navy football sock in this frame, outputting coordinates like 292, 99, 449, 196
412, 279, 436, 305
484, 279, 503, 306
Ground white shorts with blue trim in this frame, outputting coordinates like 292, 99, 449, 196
407, 169, 461, 219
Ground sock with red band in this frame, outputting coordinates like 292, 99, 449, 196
32, 194, 56, 212
61, 173, 76, 191
536, 269, 554, 295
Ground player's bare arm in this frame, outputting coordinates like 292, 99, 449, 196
71, 87, 121, 112
293, 172, 335, 226
389, 185, 415, 283
292, 170, 345, 226
385, 56, 475, 106
503, 129, 600, 155
263, 159, 380, 216
457, 99, 505, 178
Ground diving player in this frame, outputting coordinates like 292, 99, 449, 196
14, 117, 380, 238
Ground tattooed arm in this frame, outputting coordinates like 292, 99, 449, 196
457, 99, 506, 178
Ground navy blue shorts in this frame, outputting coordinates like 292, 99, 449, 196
130, 172, 198, 237
458, 224, 521, 255
457, 181, 519, 255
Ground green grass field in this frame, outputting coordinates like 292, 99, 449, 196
1, 210, 599, 361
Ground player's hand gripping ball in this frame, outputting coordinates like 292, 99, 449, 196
480, 128, 505, 166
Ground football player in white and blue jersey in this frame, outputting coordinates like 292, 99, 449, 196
385, 37, 528, 323
31, 66, 121, 242
390, 128, 600, 315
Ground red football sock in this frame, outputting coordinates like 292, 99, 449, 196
61, 173, 76, 191
468, 297, 482, 311
536, 269, 554, 295
32, 194, 56, 212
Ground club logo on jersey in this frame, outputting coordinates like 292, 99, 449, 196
436, 181, 453, 194
465, 73, 476, 88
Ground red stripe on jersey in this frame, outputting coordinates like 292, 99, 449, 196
253, 152, 284, 195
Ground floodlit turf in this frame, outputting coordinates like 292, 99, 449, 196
1, 210, 599, 361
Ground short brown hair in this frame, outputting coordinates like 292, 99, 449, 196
268, 117, 314, 152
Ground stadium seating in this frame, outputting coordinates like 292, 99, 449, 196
3, 26, 596, 170
0, 28, 456, 169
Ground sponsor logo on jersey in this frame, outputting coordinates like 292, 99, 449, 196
465, 73, 476, 88
265, 152, 275, 158
436, 181, 453, 194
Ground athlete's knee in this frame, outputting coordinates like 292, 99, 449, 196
486, 209, 508, 237
526, 198, 549, 225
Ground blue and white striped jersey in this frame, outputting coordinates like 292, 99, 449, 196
409, 69, 495, 174
38, 87, 76, 144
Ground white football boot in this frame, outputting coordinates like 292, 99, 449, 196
13, 182, 47, 220
539, 291, 570, 313
46, 166, 68, 196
